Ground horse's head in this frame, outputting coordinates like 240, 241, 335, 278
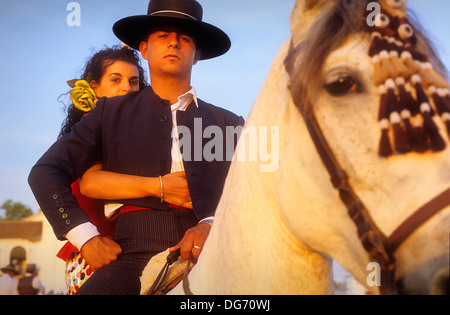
278, 0, 449, 294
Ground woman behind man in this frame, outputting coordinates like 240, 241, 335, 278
57, 47, 192, 295
56, 45, 146, 294
57, 46, 193, 295
59, 46, 147, 139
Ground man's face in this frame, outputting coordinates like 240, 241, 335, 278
140, 27, 201, 80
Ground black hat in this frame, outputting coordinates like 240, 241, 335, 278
1, 265, 15, 274
26, 264, 38, 273
113, 0, 231, 60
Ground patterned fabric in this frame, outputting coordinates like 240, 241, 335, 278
366, 0, 449, 156
65, 253, 94, 295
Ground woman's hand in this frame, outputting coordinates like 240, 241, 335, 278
80, 165, 193, 209
162, 172, 193, 209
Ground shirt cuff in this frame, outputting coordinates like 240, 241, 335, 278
199, 216, 215, 224
65, 222, 100, 251
104, 203, 124, 219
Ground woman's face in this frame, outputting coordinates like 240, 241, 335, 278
91, 60, 141, 98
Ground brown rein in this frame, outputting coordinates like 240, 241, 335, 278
289, 89, 449, 294
384, 188, 450, 253
176, 110, 449, 296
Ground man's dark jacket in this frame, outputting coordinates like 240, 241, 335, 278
28, 86, 245, 241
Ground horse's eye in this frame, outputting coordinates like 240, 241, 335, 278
324, 76, 360, 96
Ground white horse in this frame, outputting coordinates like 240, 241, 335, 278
143, 0, 449, 295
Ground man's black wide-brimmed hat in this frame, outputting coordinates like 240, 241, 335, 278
113, 0, 231, 60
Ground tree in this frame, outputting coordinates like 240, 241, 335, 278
0, 200, 33, 221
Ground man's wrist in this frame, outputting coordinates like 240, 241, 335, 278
66, 223, 100, 251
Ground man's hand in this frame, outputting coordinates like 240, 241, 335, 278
170, 223, 211, 261
81, 236, 122, 271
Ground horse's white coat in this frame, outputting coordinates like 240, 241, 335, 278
169, 38, 333, 295
164, 0, 449, 295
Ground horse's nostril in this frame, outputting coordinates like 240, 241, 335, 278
430, 269, 449, 295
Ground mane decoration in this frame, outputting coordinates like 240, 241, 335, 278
366, 0, 450, 157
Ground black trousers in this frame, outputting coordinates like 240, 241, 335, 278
75, 209, 198, 295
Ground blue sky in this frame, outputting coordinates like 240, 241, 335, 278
0, 0, 449, 213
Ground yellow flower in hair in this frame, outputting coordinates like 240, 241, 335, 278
69, 80, 98, 112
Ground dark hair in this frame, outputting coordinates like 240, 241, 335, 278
58, 46, 148, 139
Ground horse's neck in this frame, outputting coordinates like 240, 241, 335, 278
186, 161, 332, 294
177, 39, 332, 295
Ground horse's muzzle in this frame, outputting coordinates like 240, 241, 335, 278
430, 268, 449, 295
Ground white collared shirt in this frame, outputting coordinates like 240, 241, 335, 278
170, 87, 199, 173
170, 88, 214, 224
0, 274, 18, 295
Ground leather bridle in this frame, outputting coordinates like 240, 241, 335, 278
285, 45, 449, 295
151, 41, 449, 295
175, 94, 449, 297
152, 105, 448, 296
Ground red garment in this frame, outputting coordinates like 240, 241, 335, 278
56, 180, 116, 261
108, 206, 149, 220
109, 204, 187, 220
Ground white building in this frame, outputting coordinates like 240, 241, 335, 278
0, 212, 67, 294
1, 212, 370, 296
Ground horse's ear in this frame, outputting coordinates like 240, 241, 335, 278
290, 0, 333, 45
381, 0, 408, 8
379, 0, 408, 17
304, 0, 326, 10
291, 0, 328, 14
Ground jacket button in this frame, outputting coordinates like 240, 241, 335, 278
53, 194, 59, 200
65, 220, 71, 225
59, 207, 65, 213
160, 116, 168, 123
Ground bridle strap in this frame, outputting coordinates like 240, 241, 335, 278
183, 252, 195, 295
146, 249, 196, 295
147, 249, 181, 295
172, 107, 448, 296
293, 99, 449, 294
285, 33, 450, 292
298, 102, 450, 292
301, 108, 397, 294
385, 188, 450, 253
